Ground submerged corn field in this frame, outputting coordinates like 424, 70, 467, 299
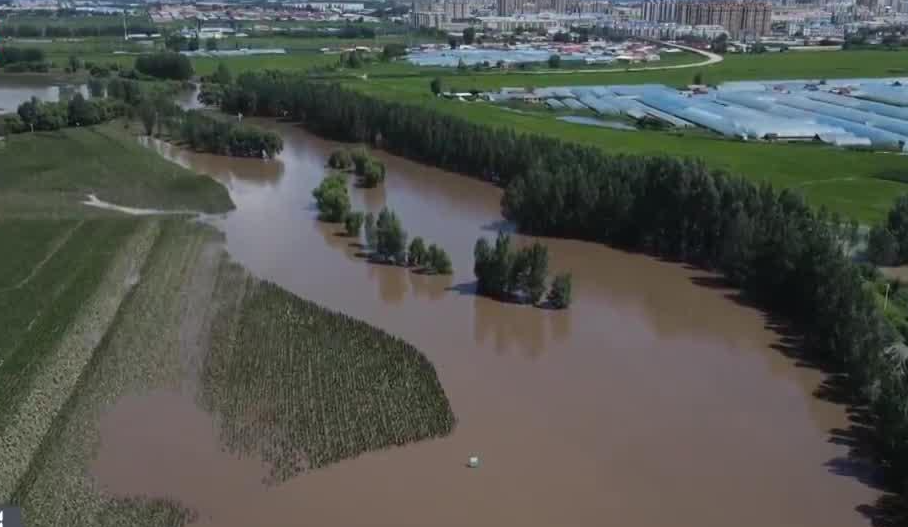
4, 215, 455, 526
202, 272, 456, 482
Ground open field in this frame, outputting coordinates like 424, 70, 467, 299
191, 52, 341, 76
343, 50, 908, 222
0, 14, 152, 30
0, 122, 233, 217
359, 49, 908, 92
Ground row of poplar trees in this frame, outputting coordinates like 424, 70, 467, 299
216, 71, 908, 497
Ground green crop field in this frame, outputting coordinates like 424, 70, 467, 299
0, 13, 152, 29
356, 50, 908, 93
0, 218, 150, 503
11, 219, 212, 527
341, 50, 908, 222
0, 123, 233, 217
0, 121, 233, 505
191, 52, 340, 76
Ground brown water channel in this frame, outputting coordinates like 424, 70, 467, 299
90, 119, 882, 527
0, 76, 87, 112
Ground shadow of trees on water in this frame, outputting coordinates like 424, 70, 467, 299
687, 269, 907, 527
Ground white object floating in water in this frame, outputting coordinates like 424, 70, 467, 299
468, 456, 480, 468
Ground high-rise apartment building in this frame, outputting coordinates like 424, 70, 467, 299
641, 0, 771, 37
497, 0, 609, 15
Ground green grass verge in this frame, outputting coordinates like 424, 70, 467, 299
0, 122, 233, 217
202, 267, 455, 482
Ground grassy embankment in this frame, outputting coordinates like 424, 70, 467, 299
0, 120, 454, 525
0, 123, 232, 217
344, 50, 908, 222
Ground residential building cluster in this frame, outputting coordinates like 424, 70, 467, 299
496, 0, 612, 16
149, 2, 366, 24
641, 0, 772, 37
478, 12, 606, 30
603, 19, 729, 38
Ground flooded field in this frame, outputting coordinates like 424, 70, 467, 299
0, 76, 87, 112
0, 76, 883, 527
84, 119, 885, 527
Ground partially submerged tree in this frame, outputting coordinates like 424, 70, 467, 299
374, 207, 408, 264
328, 148, 354, 170
547, 273, 573, 309
364, 212, 376, 249
427, 244, 453, 275
345, 211, 365, 238
408, 236, 427, 267
312, 173, 350, 222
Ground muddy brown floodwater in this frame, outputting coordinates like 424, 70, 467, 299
90, 120, 882, 527
0, 76, 87, 112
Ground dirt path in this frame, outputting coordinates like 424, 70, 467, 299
81, 194, 199, 216
0, 220, 159, 502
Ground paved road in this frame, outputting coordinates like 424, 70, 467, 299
355, 42, 724, 81
514, 41, 723, 75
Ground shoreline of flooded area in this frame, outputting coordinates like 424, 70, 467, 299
0, 75, 88, 112
83, 120, 886, 526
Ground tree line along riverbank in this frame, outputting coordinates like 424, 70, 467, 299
210, 70, 908, 509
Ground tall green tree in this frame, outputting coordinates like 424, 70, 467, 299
375, 207, 407, 264
345, 211, 364, 238
212, 62, 232, 84
427, 244, 453, 275
364, 212, 376, 249
868, 226, 900, 266
548, 273, 572, 309
312, 174, 350, 222
408, 237, 427, 267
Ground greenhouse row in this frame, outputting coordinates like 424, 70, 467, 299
492, 77, 908, 151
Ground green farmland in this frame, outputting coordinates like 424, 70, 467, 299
0, 123, 232, 218
362, 49, 908, 92
342, 50, 908, 222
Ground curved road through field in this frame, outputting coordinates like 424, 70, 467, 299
497, 41, 723, 76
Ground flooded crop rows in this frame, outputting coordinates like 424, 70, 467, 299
0, 73, 888, 527
109, 121, 883, 527
201, 274, 455, 482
